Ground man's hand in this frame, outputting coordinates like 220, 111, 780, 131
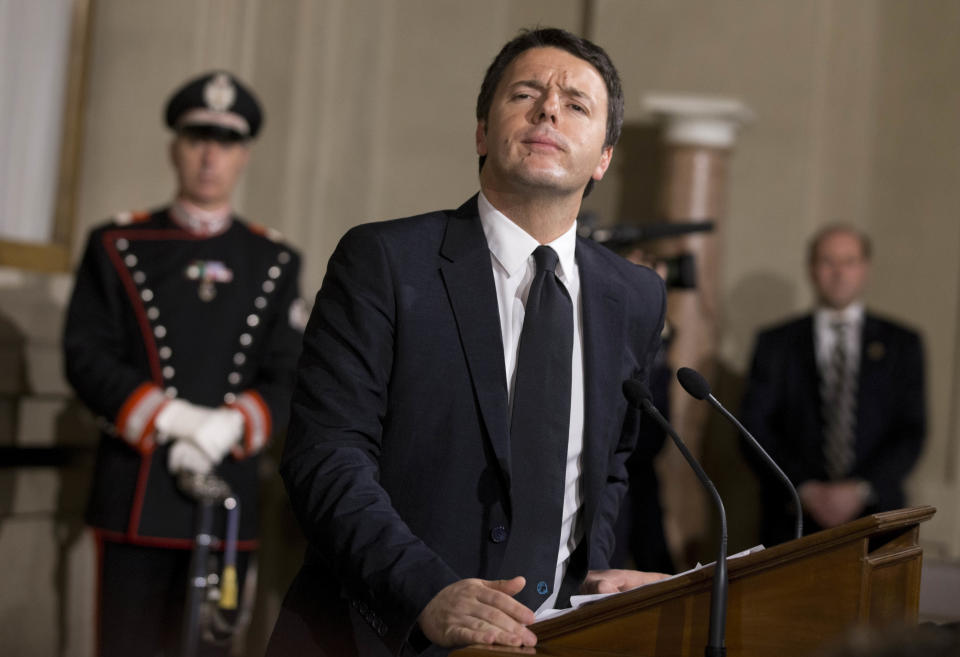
167, 439, 214, 476
190, 407, 244, 463
154, 398, 214, 444
800, 480, 867, 528
580, 569, 670, 595
417, 576, 537, 648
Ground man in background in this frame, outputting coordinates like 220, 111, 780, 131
63, 71, 303, 656
268, 27, 667, 656
742, 225, 925, 546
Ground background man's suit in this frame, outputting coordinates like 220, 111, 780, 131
268, 196, 666, 656
741, 312, 925, 546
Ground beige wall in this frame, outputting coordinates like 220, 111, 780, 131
587, 0, 960, 555
75, 0, 587, 289
3, 0, 959, 653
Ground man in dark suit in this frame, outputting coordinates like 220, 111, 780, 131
267, 28, 667, 656
741, 225, 926, 547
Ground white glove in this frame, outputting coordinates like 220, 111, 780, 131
154, 399, 216, 444
167, 439, 214, 475
188, 407, 245, 464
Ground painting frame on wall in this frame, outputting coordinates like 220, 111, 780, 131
0, 0, 95, 272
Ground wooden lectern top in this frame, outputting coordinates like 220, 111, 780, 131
452, 506, 935, 657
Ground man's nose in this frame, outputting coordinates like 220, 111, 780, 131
534, 91, 560, 124
200, 142, 220, 165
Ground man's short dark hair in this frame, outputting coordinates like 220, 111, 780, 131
475, 27, 625, 194
807, 224, 873, 264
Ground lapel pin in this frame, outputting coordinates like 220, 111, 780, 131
867, 341, 885, 361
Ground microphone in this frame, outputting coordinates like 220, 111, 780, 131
623, 379, 727, 657
676, 367, 803, 541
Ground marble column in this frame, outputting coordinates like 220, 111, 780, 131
641, 94, 752, 566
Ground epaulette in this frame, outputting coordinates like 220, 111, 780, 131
248, 222, 285, 243
113, 210, 151, 226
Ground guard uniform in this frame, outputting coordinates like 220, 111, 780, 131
64, 207, 302, 654
62, 70, 302, 656
65, 208, 302, 545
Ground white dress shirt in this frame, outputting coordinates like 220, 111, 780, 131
477, 191, 585, 612
814, 302, 864, 376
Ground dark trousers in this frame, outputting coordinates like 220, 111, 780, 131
96, 536, 249, 657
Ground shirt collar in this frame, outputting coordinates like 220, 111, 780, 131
170, 198, 233, 237
477, 191, 578, 280
815, 301, 865, 331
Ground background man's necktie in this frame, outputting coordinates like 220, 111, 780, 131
823, 321, 857, 479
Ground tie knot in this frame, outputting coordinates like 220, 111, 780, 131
533, 245, 560, 274
832, 321, 848, 335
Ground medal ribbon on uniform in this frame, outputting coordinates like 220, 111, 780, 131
185, 260, 233, 301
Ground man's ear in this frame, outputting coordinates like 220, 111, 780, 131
592, 145, 614, 181
475, 121, 488, 156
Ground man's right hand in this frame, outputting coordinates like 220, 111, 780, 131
154, 398, 214, 443
417, 576, 537, 648
167, 439, 214, 476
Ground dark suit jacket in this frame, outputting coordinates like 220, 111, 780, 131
269, 196, 666, 656
741, 312, 926, 546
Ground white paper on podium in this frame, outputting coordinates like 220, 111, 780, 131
534, 544, 765, 622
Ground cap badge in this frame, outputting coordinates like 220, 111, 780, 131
203, 73, 236, 112
185, 260, 234, 301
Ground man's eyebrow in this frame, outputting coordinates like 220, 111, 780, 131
509, 79, 595, 103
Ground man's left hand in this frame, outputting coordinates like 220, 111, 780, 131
580, 569, 670, 595
189, 407, 245, 463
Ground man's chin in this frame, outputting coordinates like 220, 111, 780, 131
185, 188, 228, 206
511, 168, 586, 195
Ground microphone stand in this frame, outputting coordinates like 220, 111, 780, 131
624, 380, 727, 657
705, 393, 802, 541
676, 367, 803, 541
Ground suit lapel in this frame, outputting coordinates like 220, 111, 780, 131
576, 240, 627, 517
799, 316, 819, 383
438, 197, 512, 486
798, 316, 824, 444
856, 314, 883, 450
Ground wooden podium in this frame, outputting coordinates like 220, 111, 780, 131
453, 506, 935, 657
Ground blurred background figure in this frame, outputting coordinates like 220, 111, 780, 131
610, 244, 673, 575
741, 225, 925, 546
600, 231, 705, 576
61, 71, 303, 656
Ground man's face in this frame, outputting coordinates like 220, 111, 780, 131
809, 230, 870, 310
476, 47, 613, 197
170, 135, 250, 209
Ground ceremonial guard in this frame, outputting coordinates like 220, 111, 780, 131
63, 72, 303, 656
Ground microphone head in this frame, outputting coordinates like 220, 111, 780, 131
622, 378, 653, 407
677, 367, 712, 400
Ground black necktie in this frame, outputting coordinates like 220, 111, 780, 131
500, 245, 573, 609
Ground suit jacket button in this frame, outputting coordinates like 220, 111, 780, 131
490, 525, 508, 543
